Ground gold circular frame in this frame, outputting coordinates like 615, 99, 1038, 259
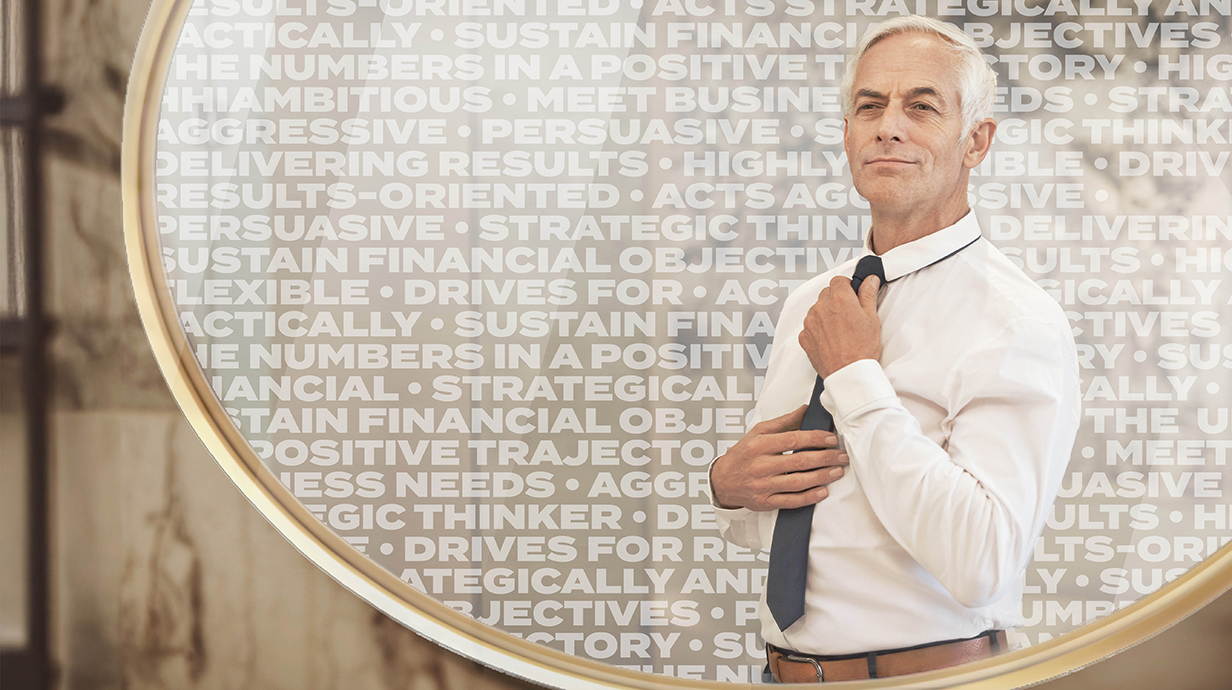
122, 1, 1232, 687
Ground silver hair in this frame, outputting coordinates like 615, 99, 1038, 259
840, 16, 998, 138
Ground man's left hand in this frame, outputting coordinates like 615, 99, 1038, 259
799, 275, 882, 378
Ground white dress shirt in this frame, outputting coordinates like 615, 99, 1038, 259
714, 211, 1081, 655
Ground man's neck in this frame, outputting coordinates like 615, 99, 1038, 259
869, 203, 971, 255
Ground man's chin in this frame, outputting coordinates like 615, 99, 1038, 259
853, 186, 917, 211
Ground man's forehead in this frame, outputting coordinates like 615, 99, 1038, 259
852, 32, 961, 101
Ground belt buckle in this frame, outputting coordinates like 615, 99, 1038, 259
783, 653, 824, 682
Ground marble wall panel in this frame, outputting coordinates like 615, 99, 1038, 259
41, 0, 170, 412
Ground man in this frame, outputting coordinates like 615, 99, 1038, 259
709, 15, 1080, 682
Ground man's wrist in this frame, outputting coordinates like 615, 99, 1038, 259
708, 455, 743, 510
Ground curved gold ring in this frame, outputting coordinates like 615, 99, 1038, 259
122, 2, 1232, 687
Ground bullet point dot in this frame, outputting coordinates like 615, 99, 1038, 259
1095, 190, 1108, 202
659, 157, 673, 170
1151, 254, 1164, 266
455, 221, 469, 233
790, 125, 804, 137
408, 382, 422, 394
689, 639, 703, 652
1170, 511, 1184, 523
710, 606, 724, 619
1094, 158, 1108, 170
380, 543, 394, 555
1207, 382, 1220, 395
1076, 575, 1089, 587
503, 93, 516, 105
1134, 61, 1147, 73
566, 478, 579, 490
380, 286, 394, 298
1134, 350, 1147, 363
431, 29, 444, 41
1082, 446, 1095, 459
630, 189, 644, 202
431, 318, 444, 330
631, 0, 642, 7
1084, 93, 1098, 106
633, 511, 646, 524
458, 125, 471, 137
693, 286, 706, 298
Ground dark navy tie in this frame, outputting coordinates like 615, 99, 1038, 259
765, 254, 887, 632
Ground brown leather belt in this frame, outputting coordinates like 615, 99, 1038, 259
767, 630, 1007, 683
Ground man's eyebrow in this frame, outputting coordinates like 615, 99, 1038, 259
906, 86, 944, 101
853, 86, 947, 102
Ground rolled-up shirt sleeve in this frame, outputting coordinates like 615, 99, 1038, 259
820, 318, 1080, 609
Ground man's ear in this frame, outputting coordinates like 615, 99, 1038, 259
842, 116, 851, 160
962, 119, 997, 169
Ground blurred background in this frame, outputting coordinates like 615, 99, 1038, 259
1, 0, 1229, 689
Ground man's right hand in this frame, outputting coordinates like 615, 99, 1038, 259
710, 405, 849, 511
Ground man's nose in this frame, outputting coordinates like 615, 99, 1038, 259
875, 105, 908, 142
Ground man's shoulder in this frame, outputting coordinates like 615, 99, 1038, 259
953, 238, 1070, 332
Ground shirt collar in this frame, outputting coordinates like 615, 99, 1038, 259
862, 210, 982, 282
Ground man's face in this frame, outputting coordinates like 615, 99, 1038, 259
843, 32, 973, 217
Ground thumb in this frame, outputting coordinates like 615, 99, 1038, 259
858, 275, 880, 314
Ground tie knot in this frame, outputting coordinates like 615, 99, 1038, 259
851, 255, 886, 294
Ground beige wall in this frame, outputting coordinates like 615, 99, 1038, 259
21, 0, 1229, 688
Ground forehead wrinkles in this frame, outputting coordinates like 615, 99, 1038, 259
853, 35, 961, 106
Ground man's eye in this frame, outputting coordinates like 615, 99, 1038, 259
913, 103, 935, 111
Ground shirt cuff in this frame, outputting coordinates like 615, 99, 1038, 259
818, 358, 897, 423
